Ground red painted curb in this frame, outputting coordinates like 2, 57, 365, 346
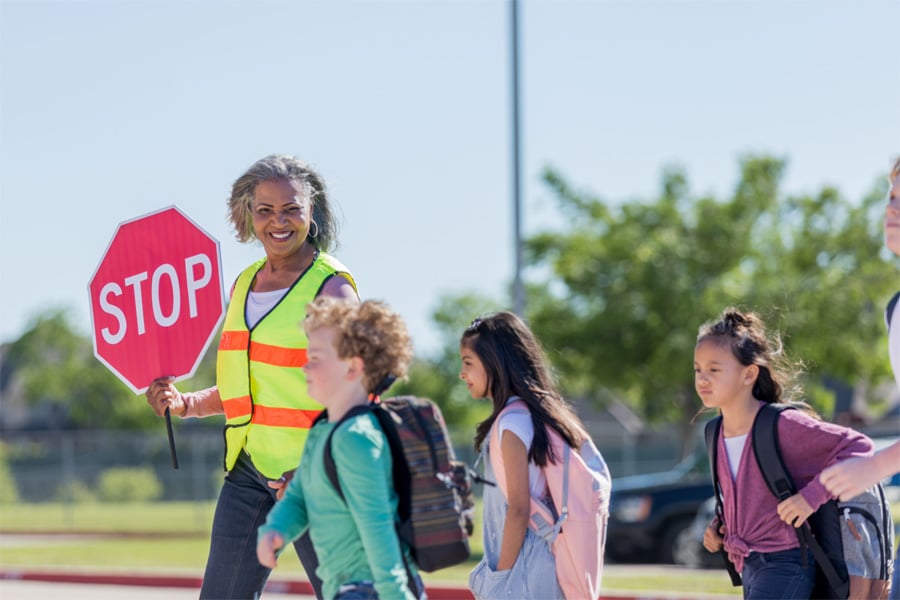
1, 570, 678, 599
0, 571, 202, 588
0, 570, 476, 599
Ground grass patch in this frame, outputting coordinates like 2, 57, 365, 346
602, 566, 741, 596
0, 501, 478, 580
0, 537, 211, 571
0, 501, 214, 533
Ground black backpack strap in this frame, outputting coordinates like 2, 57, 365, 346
321, 404, 373, 502
751, 403, 846, 595
751, 404, 795, 501
365, 404, 412, 525
704, 416, 742, 586
886, 291, 900, 327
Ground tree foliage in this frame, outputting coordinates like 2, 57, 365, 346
524, 155, 894, 427
2, 310, 218, 430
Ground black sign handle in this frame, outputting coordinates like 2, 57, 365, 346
165, 407, 179, 469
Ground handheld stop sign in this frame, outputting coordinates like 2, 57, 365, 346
88, 206, 225, 468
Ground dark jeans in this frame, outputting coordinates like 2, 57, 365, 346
334, 581, 378, 600
200, 450, 323, 600
742, 548, 815, 600
334, 576, 426, 600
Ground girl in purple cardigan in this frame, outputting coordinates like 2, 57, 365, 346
695, 308, 873, 599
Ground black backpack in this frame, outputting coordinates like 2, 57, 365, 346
705, 403, 894, 599
315, 394, 483, 596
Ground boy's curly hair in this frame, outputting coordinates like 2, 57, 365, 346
303, 297, 413, 393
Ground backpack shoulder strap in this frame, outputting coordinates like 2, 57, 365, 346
704, 416, 742, 586
704, 416, 722, 506
886, 291, 900, 327
704, 416, 730, 527
487, 400, 532, 496
365, 402, 412, 524
751, 403, 796, 501
703, 417, 722, 490
750, 403, 847, 594
322, 404, 375, 502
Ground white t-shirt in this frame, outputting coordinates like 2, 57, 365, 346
246, 288, 288, 329
723, 433, 747, 481
497, 409, 549, 499
889, 296, 900, 391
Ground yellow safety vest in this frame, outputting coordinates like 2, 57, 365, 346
217, 252, 357, 478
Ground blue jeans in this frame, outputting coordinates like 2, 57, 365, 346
334, 582, 378, 600
742, 548, 815, 600
334, 576, 426, 600
200, 450, 323, 599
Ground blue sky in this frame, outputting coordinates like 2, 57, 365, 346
1, 0, 898, 360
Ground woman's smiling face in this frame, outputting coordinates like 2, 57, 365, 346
251, 178, 313, 259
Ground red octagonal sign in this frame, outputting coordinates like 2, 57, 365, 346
88, 206, 225, 394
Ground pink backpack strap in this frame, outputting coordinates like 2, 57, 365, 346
487, 400, 530, 495
488, 399, 563, 542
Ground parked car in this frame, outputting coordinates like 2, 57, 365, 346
687, 496, 723, 569
606, 449, 713, 565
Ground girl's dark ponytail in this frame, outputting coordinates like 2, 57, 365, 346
752, 366, 781, 404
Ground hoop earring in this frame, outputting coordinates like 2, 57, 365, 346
308, 220, 319, 239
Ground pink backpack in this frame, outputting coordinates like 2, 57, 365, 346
489, 400, 612, 600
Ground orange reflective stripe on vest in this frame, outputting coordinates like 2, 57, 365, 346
249, 343, 307, 368
219, 330, 250, 351
221, 397, 318, 428
219, 332, 307, 368
222, 395, 251, 420
252, 406, 320, 429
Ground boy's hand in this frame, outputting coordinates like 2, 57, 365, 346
257, 531, 284, 568
820, 458, 874, 501
776, 494, 814, 528
703, 521, 724, 553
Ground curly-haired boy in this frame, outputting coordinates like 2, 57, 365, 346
257, 297, 421, 600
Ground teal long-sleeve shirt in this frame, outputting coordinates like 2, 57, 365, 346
258, 411, 417, 600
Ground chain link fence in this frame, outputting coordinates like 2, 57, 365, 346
1, 424, 686, 507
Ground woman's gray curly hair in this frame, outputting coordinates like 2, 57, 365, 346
227, 154, 338, 251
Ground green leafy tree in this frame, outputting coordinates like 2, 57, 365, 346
524, 156, 894, 441
741, 185, 893, 387
3, 310, 218, 430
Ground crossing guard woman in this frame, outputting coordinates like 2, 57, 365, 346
145, 154, 358, 599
